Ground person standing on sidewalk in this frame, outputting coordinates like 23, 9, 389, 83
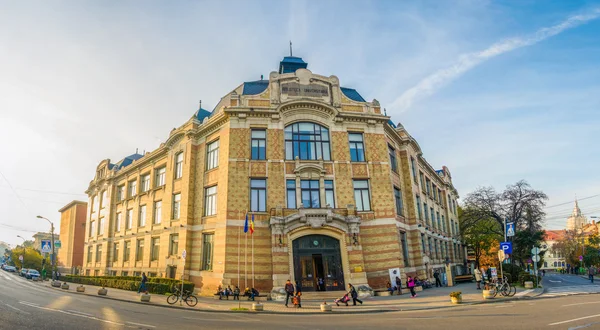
474, 267, 482, 290
589, 266, 595, 283
284, 279, 295, 307
395, 276, 402, 295
407, 276, 416, 298
434, 270, 442, 287
137, 272, 148, 294
348, 283, 363, 305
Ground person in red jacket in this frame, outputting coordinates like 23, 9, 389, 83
284, 279, 295, 307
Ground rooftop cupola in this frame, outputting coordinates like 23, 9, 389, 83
278, 56, 308, 74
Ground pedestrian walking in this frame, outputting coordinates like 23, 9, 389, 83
284, 279, 295, 307
137, 272, 148, 294
589, 267, 595, 283
434, 270, 442, 287
407, 276, 416, 297
347, 283, 362, 305
395, 276, 403, 295
474, 268, 482, 290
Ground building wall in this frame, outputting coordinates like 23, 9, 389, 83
57, 201, 87, 271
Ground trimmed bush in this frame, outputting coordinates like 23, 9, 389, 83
517, 272, 542, 286
58, 275, 194, 294
500, 264, 523, 284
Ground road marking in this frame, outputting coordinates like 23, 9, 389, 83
563, 301, 600, 307
67, 310, 94, 317
514, 289, 533, 297
126, 321, 156, 328
3, 303, 30, 314
182, 316, 260, 322
19, 301, 131, 327
549, 314, 600, 326
19, 301, 40, 306
549, 280, 562, 283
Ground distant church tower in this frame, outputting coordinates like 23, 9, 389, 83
566, 199, 587, 231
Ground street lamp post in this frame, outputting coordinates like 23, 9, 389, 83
37, 215, 56, 281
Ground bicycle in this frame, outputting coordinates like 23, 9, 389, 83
491, 276, 516, 297
167, 287, 198, 307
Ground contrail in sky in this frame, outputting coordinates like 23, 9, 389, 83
391, 7, 600, 112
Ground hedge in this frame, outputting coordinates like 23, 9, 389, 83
58, 275, 194, 294
517, 272, 542, 286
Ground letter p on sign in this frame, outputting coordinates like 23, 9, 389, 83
500, 242, 512, 254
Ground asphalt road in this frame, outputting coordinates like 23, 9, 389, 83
543, 272, 598, 289
3, 270, 600, 329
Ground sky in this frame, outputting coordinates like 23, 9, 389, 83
1, 0, 600, 247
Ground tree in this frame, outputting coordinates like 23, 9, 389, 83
512, 229, 546, 268
459, 207, 502, 267
9, 247, 46, 271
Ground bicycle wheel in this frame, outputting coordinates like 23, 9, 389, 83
185, 295, 198, 307
167, 294, 179, 305
509, 286, 517, 297
492, 287, 498, 298
500, 285, 510, 296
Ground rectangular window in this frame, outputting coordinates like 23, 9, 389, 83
101, 190, 108, 209
353, 180, 371, 211
151, 237, 160, 261
202, 233, 214, 271
425, 178, 431, 196
301, 180, 320, 208
139, 205, 146, 227
400, 231, 410, 267
95, 245, 102, 262
92, 195, 98, 213
442, 215, 446, 232
113, 243, 119, 262
251, 129, 266, 160
87, 246, 92, 263
388, 145, 397, 172
410, 157, 417, 182
428, 236, 432, 255
394, 187, 403, 216
122, 271, 129, 276
98, 217, 105, 235
136, 239, 144, 262
169, 234, 179, 256
424, 203, 429, 223
206, 140, 219, 170
153, 201, 162, 224
438, 189, 442, 204
436, 211, 441, 229
419, 172, 425, 190
141, 174, 150, 192
175, 153, 184, 179
126, 209, 133, 229
115, 213, 122, 232
348, 133, 365, 162
416, 195, 422, 220
250, 179, 266, 212
421, 234, 426, 253
128, 180, 137, 198
324, 180, 335, 208
205, 186, 217, 215
286, 180, 296, 209
432, 184, 437, 201
124, 241, 131, 261
117, 185, 125, 201
430, 208, 435, 228
173, 193, 181, 219
155, 167, 166, 187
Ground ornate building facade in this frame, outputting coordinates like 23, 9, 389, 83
82, 56, 463, 295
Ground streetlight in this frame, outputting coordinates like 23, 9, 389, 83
37, 215, 56, 281
16, 235, 25, 244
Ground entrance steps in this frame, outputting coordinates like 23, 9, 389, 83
300, 291, 345, 301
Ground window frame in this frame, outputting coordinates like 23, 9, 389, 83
175, 152, 184, 179
394, 187, 403, 216
284, 122, 331, 161
153, 200, 162, 225
286, 180, 296, 209
206, 140, 220, 170
204, 186, 217, 216
98, 217, 105, 235
250, 179, 267, 212
348, 132, 366, 162
400, 231, 410, 267
301, 179, 321, 209
173, 193, 181, 219
139, 205, 147, 227
128, 180, 137, 198
155, 167, 166, 187
124, 241, 131, 261
151, 237, 160, 261
87, 246, 92, 264
95, 244, 102, 262
202, 233, 214, 271
136, 239, 144, 262
115, 212, 122, 232
324, 180, 335, 208
113, 243, 119, 262
353, 179, 371, 212
169, 234, 179, 256
126, 209, 133, 230
141, 174, 150, 193
251, 129, 267, 160
388, 145, 398, 172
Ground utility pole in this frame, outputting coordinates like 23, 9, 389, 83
37, 216, 56, 281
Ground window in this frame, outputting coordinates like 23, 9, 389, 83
173, 193, 181, 219
89, 220, 96, 237
155, 167, 166, 187
438, 189, 442, 204
416, 195, 422, 220
139, 205, 146, 227
87, 246, 92, 263
206, 140, 219, 170
421, 234, 426, 253
205, 186, 217, 215
430, 208, 435, 227
128, 180, 137, 198
432, 184, 437, 201
250, 180, 266, 212
115, 213, 122, 232
348, 133, 365, 162
419, 172, 425, 190
353, 180, 371, 211
92, 195, 98, 213
113, 243, 119, 262
425, 178, 431, 196
141, 174, 150, 192
126, 209, 133, 229
136, 239, 144, 261
388, 145, 397, 172
101, 190, 108, 209
424, 203, 429, 223
286, 180, 296, 209
301, 180, 320, 208
436, 211, 440, 229
410, 157, 417, 182
400, 231, 410, 267
95, 245, 102, 262
151, 237, 160, 261
117, 185, 125, 201
324, 180, 335, 208
442, 215, 446, 232
251, 129, 266, 160
124, 241, 131, 261
98, 217, 105, 235
175, 153, 184, 179
285, 122, 331, 160
394, 187, 403, 216
169, 234, 179, 256
202, 233, 214, 271
428, 236, 432, 255
153, 201, 162, 224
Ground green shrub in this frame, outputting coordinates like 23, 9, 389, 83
500, 264, 523, 283
58, 275, 194, 294
517, 272, 542, 286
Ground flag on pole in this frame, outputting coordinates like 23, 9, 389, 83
250, 214, 255, 235
244, 213, 249, 233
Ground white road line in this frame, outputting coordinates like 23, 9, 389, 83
549, 280, 562, 283
18, 301, 132, 327
182, 316, 260, 322
549, 314, 600, 326
3, 303, 30, 314
563, 301, 600, 307
67, 310, 94, 317
19, 301, 40, 306
126, 321, 156, 328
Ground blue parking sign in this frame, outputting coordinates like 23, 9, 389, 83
500, 242, 512, 254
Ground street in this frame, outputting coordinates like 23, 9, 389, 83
2, 271, 600, 329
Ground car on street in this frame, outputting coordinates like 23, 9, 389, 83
20, 268, 29, 277
4, 266, 16, 272
25, 269, 40, 280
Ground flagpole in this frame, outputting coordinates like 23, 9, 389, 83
245, 210, 248, 290
237, 210, 240, 288
252, 214, 255, 289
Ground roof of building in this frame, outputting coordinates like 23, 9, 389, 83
194, 108, 213, 122
113, 153, 144, 170
387, 119, 397, 128
242, 80, 269, 95
545, 229, 567, 241
340, 87, 366, 102
58, 200, 88, 213
279, 56, 308, 74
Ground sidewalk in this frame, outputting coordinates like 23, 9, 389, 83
44, 281, 543, 314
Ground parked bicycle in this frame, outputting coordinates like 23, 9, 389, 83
167, 286, 198, 307
492, 276, 516, 297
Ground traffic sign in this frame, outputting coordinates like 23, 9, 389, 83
531, 247, 540, 255
181, 249, 187, 260
532, 255, 540, 262
506, 222, 515, 237
579, 255, 583, 261
500, 242, 513, 254
498, 250, 506, 262
19, 255, 23, 261
41, 240, 52, 253
54, 240, 61, 249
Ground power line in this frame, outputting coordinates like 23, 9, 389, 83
0, 186, 86, 197
0, 223, 38, 234
544, 194, 600, 209
0, 169, 32, 216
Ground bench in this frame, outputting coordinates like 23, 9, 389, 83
213, 293, 267, 300
454, 275, 474, 283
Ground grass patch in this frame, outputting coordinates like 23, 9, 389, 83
230, 307, 249, 311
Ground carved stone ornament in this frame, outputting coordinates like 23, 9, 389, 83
270, 208, 361, 236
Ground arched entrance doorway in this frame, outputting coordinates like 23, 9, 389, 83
292, 235, 345, 292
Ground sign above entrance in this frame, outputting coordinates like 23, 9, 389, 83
281, 82, 329, 98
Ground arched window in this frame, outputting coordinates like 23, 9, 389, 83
553, 261, 557, 267
285, 122, 331, 160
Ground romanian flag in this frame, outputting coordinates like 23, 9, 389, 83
244, 213, 249, 233
250, 214, 255, 235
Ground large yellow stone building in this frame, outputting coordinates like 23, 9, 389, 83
83, 56, 463, 295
